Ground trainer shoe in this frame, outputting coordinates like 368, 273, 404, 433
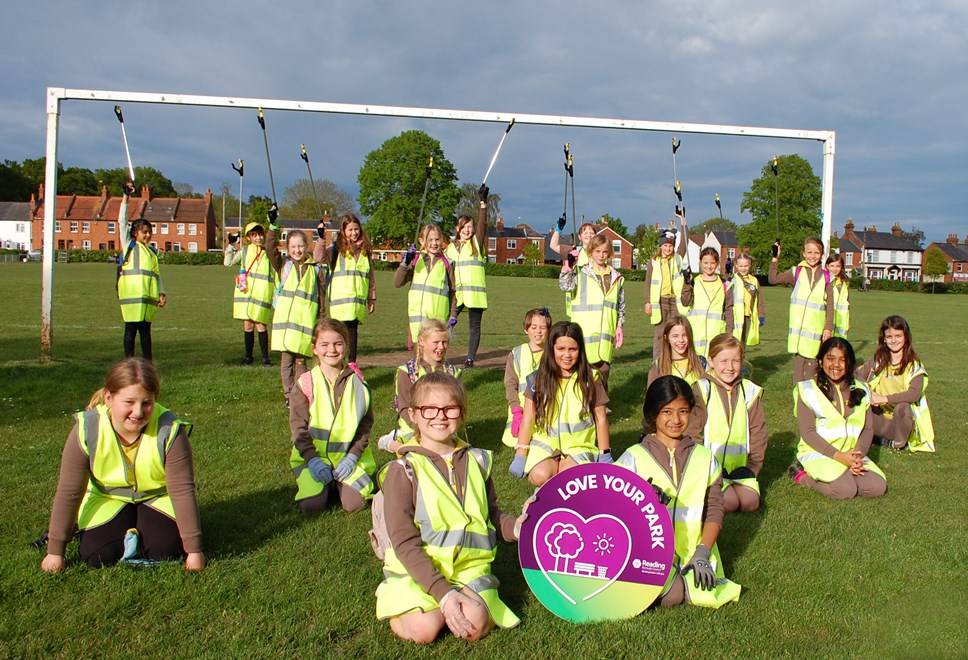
787, 459, 806, 483
463, 358, 475, 369
261, 358, 272, 367
239, 357, 254, 366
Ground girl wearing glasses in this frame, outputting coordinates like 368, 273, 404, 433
377, 372, 525, 643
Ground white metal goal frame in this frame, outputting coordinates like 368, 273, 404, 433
39, 86, 836, 361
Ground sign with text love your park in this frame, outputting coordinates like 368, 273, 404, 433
519, 463, 674, 623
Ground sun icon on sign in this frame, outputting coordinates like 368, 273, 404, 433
593, 534, 615, 556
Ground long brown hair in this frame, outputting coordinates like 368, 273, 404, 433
452, 215, 479, 257
815, 337, 865, 408
88, 358, 161, 409
825, 252, 848, 283
871, 315, 919, 377
335, 214, 372, 259
657, 316, 706, 380
532, 322, 595, 431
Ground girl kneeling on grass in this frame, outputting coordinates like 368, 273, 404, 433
41, 358, 204, 572
376, 372, 524, 643
687, 334, 768, 513
647, 315, 707, 388
289, 319, 376, 513
379, 319, 462, 456
509, 321, 610, 487
856, 315, 934, 452
616, 375, 741, 608
790, 337, 887, 500
502, 308, 552, 448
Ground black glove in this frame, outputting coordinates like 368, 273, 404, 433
403, 244, 418, 267
726, 466, 756, 481
682, 266, 692, 281
478, 184, 489, 202
771, 241, 780, 258
566, 251, 577, 269
647, 478, 671, 506
123, 182, 136, 197
557, 214, 567, 232
228, 233, 240, 245
267, 204, 279, 224
683, 544, 716, 591
317, 222, 326, 240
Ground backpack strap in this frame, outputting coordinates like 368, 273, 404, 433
405, 359, 419, 384
297, 371, 314, 406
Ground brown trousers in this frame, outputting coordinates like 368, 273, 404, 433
800, 470, 887, 500
872, 404, 914, 448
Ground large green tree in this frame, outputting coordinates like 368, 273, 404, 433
691, 216, 738, 238
0, 161, 33, 200
738, 154, 822, 271
95, 166, 177, 198
281, 178, 357, 221
454, 182, 501, 225
357, 130, 460, 246
60, 167, 100, 195
922, 246, 950, 293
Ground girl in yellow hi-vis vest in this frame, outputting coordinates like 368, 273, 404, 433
683, 247, 734, 359
41, 358, 204, 573
394, 224, 458, 349
502, 308, 552, 448
789, 337, 886, 500
687, 334, 768, 513
644, 212, 689, 356
224, 222, 273, 366
445, 192, 489, 368
267, 207, 326, 407
769, 238, 835, 383
313, 214, 377, 364
558, 234, 626, 392
550, 221, 596, 318
117, 218, 166, 360
509, 321, 611, 487
825, 252, 850, 339
730, 253, 764, 347
856, 315, 934, 452
377, 372, 526, 643
647, 316, 707, 388
616, 375, 741, 608
289, 319, 376, 513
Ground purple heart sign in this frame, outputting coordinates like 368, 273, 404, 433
519, 462, 674, 622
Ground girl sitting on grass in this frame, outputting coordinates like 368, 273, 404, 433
502, 307, 551, 448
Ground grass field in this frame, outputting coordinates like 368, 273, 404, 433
1, 262, 965, 658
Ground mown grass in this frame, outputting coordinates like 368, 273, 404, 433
1, 262, 965, 658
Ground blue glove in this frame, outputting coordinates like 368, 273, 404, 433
308, 457, 333, 485
403, 244, 418, 266
598, 451, 613, 464
333, 454, 360, 481
448, 317, 458, 328
556, 213, 567, 232
759, 316, 765, 327
509, 455, 527, 478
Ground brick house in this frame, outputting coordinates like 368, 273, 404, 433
702, 229, 749, 275
839, 218, 922, 282
547, 222, 634, 270
487, 218, 545, 264
0, 202, 32, 250
927, 234, 968, 283
31, 185, 218, 253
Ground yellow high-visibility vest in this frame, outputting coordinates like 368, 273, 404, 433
696, 378, 762, 495
570, 268, 623, 364
328, 251, 371, 324
407, 255, 450, 342
524, 370, 600, 473
233, 245, 274, 324
648, 254, 687, 325
867, 362, 934, 452
271, 261, 321, 356
687, 276, 727, 358
787, 263, 828, 357
445, 237, 487, 309
118, 242, 160, 322
501, 344, 540, 448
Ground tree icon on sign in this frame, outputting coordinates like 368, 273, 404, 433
544, 522, 584, 573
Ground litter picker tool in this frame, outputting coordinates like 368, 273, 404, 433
114, 105, 136, 184
412, 155, 434, 246
257, 107, 278, 206
479, 118, 515, 198
300, 144, 323, 219
771, 156, 780, 239
715, 193, 724, 220
671, 137, 691, 271
231, 159, 244, 235
564, 144, 577, 240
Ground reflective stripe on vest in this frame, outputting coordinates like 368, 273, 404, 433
445, 238, 487, 309
687, 277, 727, 358
648, 254, 687, 324
832, 281, 850, 338
698, 378, 761, 493
233, 245, 274, 324
408, 255, 450, 342
570, 269, 622, 364
564, 248, 590, 319
732, 274, 760, 346
328, 251, 371, 323
271, 261, 320, 356
795, 379, 875, 481
530, 371, 596, 453
787, 264, 827, 357
118, 242, 160, 323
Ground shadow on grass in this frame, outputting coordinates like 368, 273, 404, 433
200, 485, 309, 557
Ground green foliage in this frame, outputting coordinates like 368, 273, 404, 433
866, 278, 920, 292
59, 167, 100, 195
247, 196, 273, 226
280, 178, 357, 221
159, 251, 224, 265
922, 247, 950, 293
522, 241, 543, 264
357, 130, 461, 246
598, 214, 631, 240
455, 182, 501, 225
0, 161, 33, 200
633, 223, 660, 268
95, 167, 177, 198
900, 226, 927, 249
690, 216, 738, 237
738, 154, 822, 271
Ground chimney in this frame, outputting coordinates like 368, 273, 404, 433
497, 217, 504, 230
833, 231, 839, 239
947, 234, 959, 244
141, 185, 151, 201
963, 235, 968, 245
891, 222, 902, 237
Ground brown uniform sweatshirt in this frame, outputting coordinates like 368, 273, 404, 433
289, 367, 373, 462
768, 260, 835, 332
47, 426, 201, 556
686, 376, 768, 476
382, 444, 517, 602
855, 358, 925, 405
633, 434, 724, 527
796, 379, 874, 458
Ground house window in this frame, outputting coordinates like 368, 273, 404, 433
161, 223, 169, 235
727, 247, 735, 258
108, 241, 115, 250
98, 243, 106, 250
532, 239, 540, 247
612, 240, 622, 254
844, 253, 853, 266
164, 242, 172, 252
82, 221, 90, 233
70, 221, 78, 233
177, 224, 185, 235
506, 258, 516, 264
487, 255, 496, 264
173, 243, 181, 252
907, 252, 914, 264
151, 241, 159, 249
488, 238, 496, 251
81, 240, 91, 250
957, 264, 963, 272
612, 257, 622, 269
57, 240, 65, 249
188, 242, 198, 253
15, 223, 25, 232
507, 239, 517, 250
189, 224, 197, 236
55, 221, 62, 232
891, 251, 897, 263
108, 222, 116, 234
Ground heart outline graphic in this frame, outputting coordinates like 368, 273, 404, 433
532, 507, 633, 605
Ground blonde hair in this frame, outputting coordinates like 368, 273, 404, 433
410, 372, 467, 435
735, 253, 753, 267
88, 358, 160, 409
415, 318, 449, 364
311, 318, 350, 369
588, 234, 613, 258
707, 333, 744, 361
418, 223, 442, 248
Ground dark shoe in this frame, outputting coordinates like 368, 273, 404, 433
261, 358, 272, 367
463, 358, 475, 369
239, 357, 254, 366
787, 459, 805, 480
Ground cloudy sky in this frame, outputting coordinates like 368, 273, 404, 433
4, 1, 967, 242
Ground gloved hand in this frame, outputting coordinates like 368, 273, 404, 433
647, 477, 671, 506
228, 233, 240, 245
448, 317, 458, 329
439, 589, 482, 639
478, 184, 489, 201
267, 204, 279, 225
317, 221, 327, 240
682, 544, 716, 591
759, 316, 765, 327
598, 451, 613, 464
615, 326, 624, 349
726, 466, 756, 481
509, 454, 527, 478
771, 241, 780, 258
556, 213, 567, 232
403, 244, 418, 267
333, 453, 360, 481
123, 181, 136, 197
682, 266, 692, 281
566, 251, 578, 269
510, 406, 524, 436
308, 457, 333, 485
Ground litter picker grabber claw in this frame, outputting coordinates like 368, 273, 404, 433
257, 107, 278, 206
480, 119, 515, 198
671, 137, 692, 272
114, 105, 136, 184
564, 143, 577, 240
301, 144, 323, 219
231, 159, 244, 235
715, 192, 724, 220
